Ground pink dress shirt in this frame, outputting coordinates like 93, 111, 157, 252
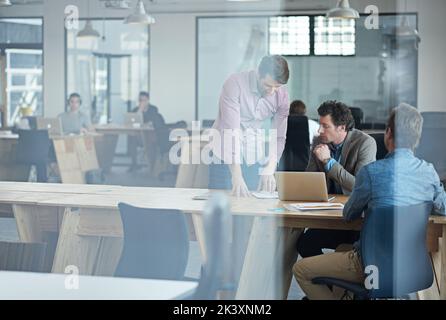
211, 70, 289, 166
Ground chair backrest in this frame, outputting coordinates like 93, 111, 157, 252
369, 133, 387, 160
115, 203, 190, 280
0, 241, 47, 272
202, 120, 215, 128
416, 112, 446, 180
278, 115, 310, 172
360, 203, 433, 298
192, 193, 231, 300
16, 129, 51, 165
349, 107, 364, 130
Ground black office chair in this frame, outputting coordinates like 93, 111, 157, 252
114, 203, 190, 280
278, 115, 310, 172
349, 107, 364, 130
416, 112, 446, 181
312, 202, 434, 299
188, 193, 232, 300
16, 129, 52, 182
157, 121, 188, 180
369, 133, 387, 160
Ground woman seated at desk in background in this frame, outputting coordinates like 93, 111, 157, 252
58, 93, 94, 135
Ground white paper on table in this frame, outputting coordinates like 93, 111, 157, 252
284, 202, 344, 211
251, 191, 279, 199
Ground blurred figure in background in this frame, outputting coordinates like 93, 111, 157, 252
58, 93, 93, 135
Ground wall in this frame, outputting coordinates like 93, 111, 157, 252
0, 0, 445, 121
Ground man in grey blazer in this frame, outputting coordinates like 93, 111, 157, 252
297, 101, 377, 258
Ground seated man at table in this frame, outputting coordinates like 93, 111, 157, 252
297, 101, 377, 258
58, 93, 94, 135
293, 103, 446, 300
128, 91, 166, 172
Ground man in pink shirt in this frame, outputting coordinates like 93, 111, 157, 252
209, 55, 290, 197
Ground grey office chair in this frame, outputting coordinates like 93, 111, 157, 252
416, 112, 446, 181
312, 203, 434, 299
115, 203, 190, 280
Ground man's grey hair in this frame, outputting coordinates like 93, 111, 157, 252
388, 103, 423, 150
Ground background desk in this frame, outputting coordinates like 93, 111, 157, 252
0, 271, 197, 300
0, 182, 444, 300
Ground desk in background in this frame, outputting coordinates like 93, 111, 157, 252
0, 131, 100, 184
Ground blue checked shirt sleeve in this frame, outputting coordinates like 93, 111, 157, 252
343, 166, 372, 221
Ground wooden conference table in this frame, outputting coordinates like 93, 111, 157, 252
0, 271, 197, 300
0, 182, 444, 300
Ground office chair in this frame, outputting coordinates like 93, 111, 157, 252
369, 133, 387, 160
16, 129, 52, 182
202, 120, 215, 128
349, 107, 364, 130
312, 202, 434, 299
114, 203, 190, 280
416, 112, 446, 181
188, 193, 232, 300
0, 241, 47, 272
278, 115, 310, 172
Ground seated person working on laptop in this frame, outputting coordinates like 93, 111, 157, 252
297, 101, 377, 258
58, 93, 94, 135
128, 91, 166, 172
293, 103, 446, 300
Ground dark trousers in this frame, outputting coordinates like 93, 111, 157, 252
296, 229, 360, 258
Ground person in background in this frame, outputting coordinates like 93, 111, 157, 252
293, 103, 446, 300
128, 91, 166, 172
296, 101, 376, 259
289, 100, 319, 144
58, 93, 93, 135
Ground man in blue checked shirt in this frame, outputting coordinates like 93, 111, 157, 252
293, 103, 446, 300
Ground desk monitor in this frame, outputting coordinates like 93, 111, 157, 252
36, 117, 63, 137
275, 171, 330, 202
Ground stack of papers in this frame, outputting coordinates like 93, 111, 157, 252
284, 202, 344, 212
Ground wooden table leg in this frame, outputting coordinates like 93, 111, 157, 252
13, 204, 64, 243
235, 217, 302, 300
52, 208, 123, 276
441, 225, 446, 300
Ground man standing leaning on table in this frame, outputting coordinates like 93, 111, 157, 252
297, 101, 377, 258
209, 55, 290, 196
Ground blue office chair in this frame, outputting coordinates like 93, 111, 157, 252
312, 202, 434, 299
114, 203, 190, 280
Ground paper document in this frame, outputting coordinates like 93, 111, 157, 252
251, 191, 279, 199
284, 202, 344, 211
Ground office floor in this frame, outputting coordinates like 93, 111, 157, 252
0, 161, 304, 300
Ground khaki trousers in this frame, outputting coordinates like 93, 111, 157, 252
293, 247, 365, 300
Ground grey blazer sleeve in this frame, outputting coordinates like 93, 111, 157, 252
326, 136, 377, 193
306, 153, 319, 172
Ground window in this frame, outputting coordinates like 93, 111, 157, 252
269, 16, 310, 56
268, 15, 356, 56
66, 19, 149, 124
0, 18, 43, 127
314, 16, 356, 56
